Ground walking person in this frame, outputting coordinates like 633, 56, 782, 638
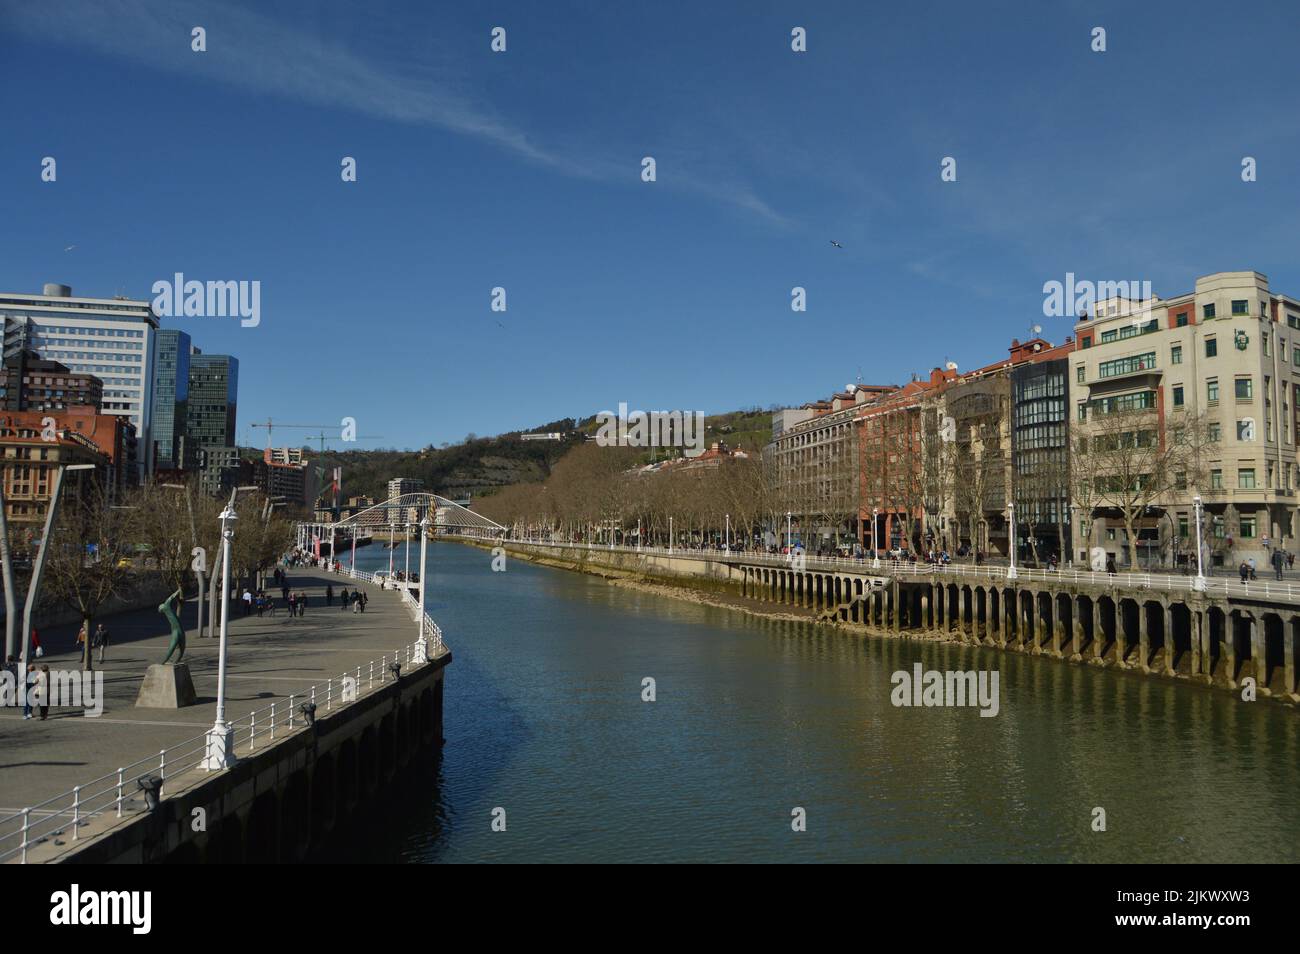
297, 592, 307, 617
36, 664, 50, 720
1273, 547, 1285, 581
30, 628, 43, 659
340, 587, 350, 611
359, 590, 367, 614
23, 660, 37, 719
326, 584, 334, 606
242, 588, 253, 616
75, 624, 87, 659
94, 624, 109, 664
288, 592, 297, 617
1240, 561, 1250, 583
352, 591, 361, 614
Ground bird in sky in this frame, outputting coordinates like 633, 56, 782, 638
830, 240, 843, 249
63, 245, 76, 252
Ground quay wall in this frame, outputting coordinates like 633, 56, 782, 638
51, 653, 449, 863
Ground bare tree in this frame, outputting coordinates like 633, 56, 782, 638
43, 477, 138, 670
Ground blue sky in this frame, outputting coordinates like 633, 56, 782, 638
3, 0, 1298, 451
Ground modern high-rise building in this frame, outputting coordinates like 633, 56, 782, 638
148, 329, 193, 471
0, 283, 158, 477
186, 354, 238, 449
186, 354, 239, 496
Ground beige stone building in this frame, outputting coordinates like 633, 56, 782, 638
1073, 270, 1300, 568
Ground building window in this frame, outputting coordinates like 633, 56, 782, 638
1208, 422, 1221, 442
1205, 337, 1217, 358
1207, 379, 1219, 404
1173, 385, 1184, 407
1175, 311, 1189, 327
1077, 365, 1085, 383
1171, 344, 1182, 364
1211, 468, 1223, 490
1204, 303, 1217, 320
1263, 333, 1271, 356
1236, 377, 1253, 401
1179, 515, 1189, 538
1239, 468, 1257, 489
1232, 299, 1249, 316
1080, 335, 1092, 349
1241, 515, 1257, 538
1077, 403, 1087, 422
1098, 352, 1156, 378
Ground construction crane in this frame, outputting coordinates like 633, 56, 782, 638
306, 431, 385, 454
250, 419, 335, 451
250, 419, 382, 453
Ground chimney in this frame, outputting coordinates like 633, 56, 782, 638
43, 283, 72, 297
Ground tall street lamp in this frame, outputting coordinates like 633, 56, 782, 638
872, 507, 880, 569
786, 511, 792, 561
202, 495, 239, 770
1193, 495, 1208, 592
414, 515, 431, 662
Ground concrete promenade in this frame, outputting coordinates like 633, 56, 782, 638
0, 569, 427, 859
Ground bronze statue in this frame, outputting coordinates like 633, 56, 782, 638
160, 587, 186, 663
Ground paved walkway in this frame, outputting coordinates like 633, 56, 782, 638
0, 569, 432, 860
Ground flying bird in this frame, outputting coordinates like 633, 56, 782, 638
830, 240, 843, 249
63, 245, 76, 252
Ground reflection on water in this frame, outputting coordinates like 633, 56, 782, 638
315, 542, 1299, 863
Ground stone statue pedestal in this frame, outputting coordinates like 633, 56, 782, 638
135, 663, 197, 709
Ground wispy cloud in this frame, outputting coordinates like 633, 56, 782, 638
7, 0, 786, 222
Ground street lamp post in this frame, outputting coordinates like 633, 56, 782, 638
786, 511, 793, 562
1193, 495, 1208, 592
669, 516, 673, 554
350, 526, 357, 576
871, 507, 880, 569
1006, 500, 1018, 581
202, 498, 238, 770
414, 515, 430, 662
725, 514, 730, 551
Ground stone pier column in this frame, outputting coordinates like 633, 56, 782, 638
1071, 596, 1084, 659
920, 590, 929, 631
1003, 590, 1014, 646
1190, 608, 1203, 678
1224, 611, 1237, 687
1138, 602, 1150, 673
1092, 599, 1104, 662
1050, 597, 1062, 657
1251, 614, 1267, 691
892, 582, 901, 634
1285, 616, 1296, 697
1162, 602, 1175, 676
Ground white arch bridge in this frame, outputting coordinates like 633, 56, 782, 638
296, 492, 505, 562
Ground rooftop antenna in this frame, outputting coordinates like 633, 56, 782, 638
1029, 323, 1043, 339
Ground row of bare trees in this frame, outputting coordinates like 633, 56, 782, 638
2, 474, 298, 669
476, 400, 1219, 569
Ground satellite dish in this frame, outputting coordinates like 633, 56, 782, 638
1031, 324, 1043, 336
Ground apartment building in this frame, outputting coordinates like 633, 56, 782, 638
1073, 270, 1300, 567
0, 284, 158, 477
770, 384, 883, 548
0, 351, 103, 412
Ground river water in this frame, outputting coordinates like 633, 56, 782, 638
319, 541, 1300, 863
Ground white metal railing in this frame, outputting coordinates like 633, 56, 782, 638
400, 584, 445, 656
457, 533, 1300, 603
0, 590, 444, 863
